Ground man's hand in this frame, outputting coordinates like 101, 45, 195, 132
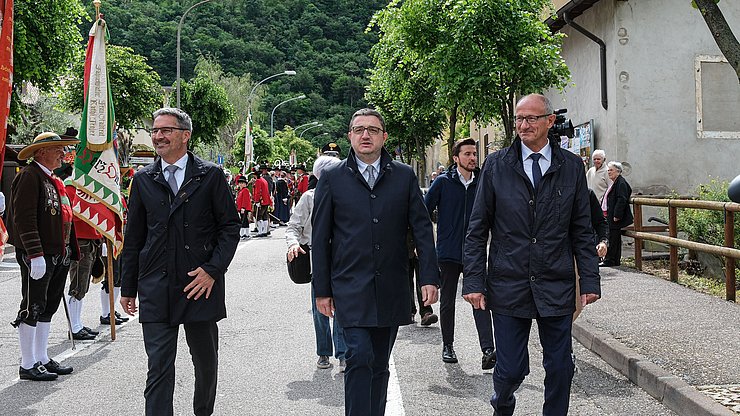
316, 296, 334, 318
581, 293, 600, 307
463, 292, 486, 310
421, 285, 438, 306
287, 244, 306, 262
120, 296, 138, 316
596, 242, 608, 258
184, 267, 216, 300
29, 257, 46, 280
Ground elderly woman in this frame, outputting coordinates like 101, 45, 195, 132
285, 156, 345, 371
600, 161, 633, 267
586, 149, 610, 202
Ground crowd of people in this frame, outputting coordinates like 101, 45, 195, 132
6, 96, 634, 416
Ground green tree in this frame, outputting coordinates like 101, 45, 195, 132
272, 127, 318, 167
179, 58, 235, 148
61, 45, 163, 131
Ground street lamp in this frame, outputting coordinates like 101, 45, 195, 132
271, 94, 306, 137
296, 122, 322, 137
244, 70, 297, 169
311, 132, 329, 141
299, 123, 323, 138
176, 0, 214, 108
294, 121, 319, 132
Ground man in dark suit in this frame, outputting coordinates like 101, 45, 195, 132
463, 94, 600, 416
121, 107, 240, 416
312, 108, 440, 416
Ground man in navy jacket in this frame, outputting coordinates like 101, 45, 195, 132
312, 108, 440, 416
425, 138, 495, 370
463, 94, 600, 416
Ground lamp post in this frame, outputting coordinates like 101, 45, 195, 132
176, 0, 214, 108
296, 122, 322, 137
244, 70, 297, 170
294, 121, 319, 132
271, 94, 306, 137
299, 123, 323, 138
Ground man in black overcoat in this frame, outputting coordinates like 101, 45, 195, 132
120, 107, 240, 416
312, 108, 440, 416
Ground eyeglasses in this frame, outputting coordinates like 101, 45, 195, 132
514, 114, 551, 125
150, 127, 188, 136
350, 126, 384, 136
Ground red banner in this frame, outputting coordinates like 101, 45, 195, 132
0, 0, 13, 182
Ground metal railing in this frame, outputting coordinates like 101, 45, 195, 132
624, 197, 740, 302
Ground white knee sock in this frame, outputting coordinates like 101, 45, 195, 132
100, 287, 110, 317
18, 323, 36, 369
68, 297, 83, 333
113, 287, 121, 314
34, 321, 51, 365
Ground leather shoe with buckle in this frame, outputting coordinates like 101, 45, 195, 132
72, 328, 97, 340
19, 362, 58, 381
442, 344, 458, 363
100, 314, 124, 325
43, 359, 73, 375
83, 326, 99, 336
420, 312, 438, 326
482, 348, 496, 370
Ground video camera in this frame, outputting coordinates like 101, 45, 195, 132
547, 108, 575, 142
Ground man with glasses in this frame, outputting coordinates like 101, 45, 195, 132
312, 108, 440, 416
121, 107, 240, 416
463, 94, 600, 416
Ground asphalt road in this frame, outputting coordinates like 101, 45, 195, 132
0, 228, 675, 415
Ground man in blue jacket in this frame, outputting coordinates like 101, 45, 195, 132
312, 108, 440, 416
463, 94, 600, 416
425, 138, 495, 369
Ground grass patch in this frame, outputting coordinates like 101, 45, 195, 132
620, 258, 737, 299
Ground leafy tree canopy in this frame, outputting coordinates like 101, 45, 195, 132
180, 57, 235, 148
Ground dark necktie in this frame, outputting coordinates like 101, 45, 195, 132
530, 153, 542, 191
165, 165, 179, 195
366, 165, 376, 189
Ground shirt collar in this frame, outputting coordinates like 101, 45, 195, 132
520, 141, 552, 162
34, 161, 54, 177
161, 153, 189, 172
456, 166, 475, 184
355, 155, 381, 174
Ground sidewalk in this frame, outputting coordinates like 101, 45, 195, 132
575, 265, 740, 415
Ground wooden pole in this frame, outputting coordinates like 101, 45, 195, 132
668, 205, 678, 282
633, 203, 643, 271
725, 210, 736, 302
106, 239, 116, 340
94, 0, 101, 20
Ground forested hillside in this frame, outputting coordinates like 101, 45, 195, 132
92, 0, 386, 145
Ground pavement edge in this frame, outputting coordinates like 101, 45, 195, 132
573, 320, 734, 416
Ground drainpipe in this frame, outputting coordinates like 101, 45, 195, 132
563, 13, 608, 110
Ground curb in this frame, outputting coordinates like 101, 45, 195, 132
573, 320, 734, 416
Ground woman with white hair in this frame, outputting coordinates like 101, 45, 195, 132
600, 161, 633, 267
586, 149, 610, 201
285, 155, 347, 371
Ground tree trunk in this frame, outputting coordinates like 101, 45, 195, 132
695, 0, 740, 83
414, 135, 427, 187
447, 103, 458, 166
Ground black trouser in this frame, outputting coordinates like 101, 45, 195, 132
408, 257, 432, 318
13, 250, 70, 327
439, 262, 495, 351
256, 204, 269, 221
142, 321, 219, 416
605, 228, 622, 266
343, 326, 398, 416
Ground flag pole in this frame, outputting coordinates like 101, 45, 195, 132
106, 239, 116, 340
94, 0, 101, 20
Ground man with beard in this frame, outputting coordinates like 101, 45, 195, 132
425, 138, 495, 369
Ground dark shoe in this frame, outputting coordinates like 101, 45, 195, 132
114, 311, 130, 322
100, 314, 124, 325
43, 359, 73, 375
442, 344, 458, 363
316, 355, 331, 369
72, 328, 97, 340
482, 348, 496, 370
19, 362, 58, 381
420, 312, 438, 326
83, 326, 99, 336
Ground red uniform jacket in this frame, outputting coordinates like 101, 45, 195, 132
236, 187, 252, 211
253, 177, 272, 206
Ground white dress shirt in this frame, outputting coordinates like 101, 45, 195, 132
457, 167, 475, 189
520, 141, 552, 187
355, 156, 381, 184
161, 153, 189, 190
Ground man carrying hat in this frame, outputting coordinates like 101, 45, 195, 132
7, 131, 81, 381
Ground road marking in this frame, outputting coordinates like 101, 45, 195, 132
386, 354, 406, 415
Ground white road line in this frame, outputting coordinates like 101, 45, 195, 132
385, 354, 406, 415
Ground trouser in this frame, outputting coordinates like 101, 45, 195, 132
256, 204, 269, 221
68, 238, 99, 300
101, 254, 122, 293
311, 286, 347, 359
490, 314, 574, 416
12, 250, 70, 327
408, 257, 432, 318
142, 321, 219, 416
439, 262, 495, 350
343, 326, 398, 416
605, 228, 623, 265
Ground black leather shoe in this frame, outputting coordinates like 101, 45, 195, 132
421, 312, 438, 326
83, 326, 99, 336
482, 348, 496, 370
100, 314, 124, 325
19, 362, 58, 381
72, 328, 97, 340
43, 359, 73, 375
115, 311, 130, 322
442, 344, 458, 363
